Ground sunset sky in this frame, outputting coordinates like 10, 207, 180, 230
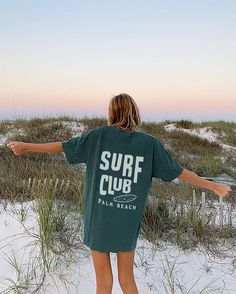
0, 0, 235, 122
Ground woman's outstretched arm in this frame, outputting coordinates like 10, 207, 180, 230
178, 168, 232, 198
7, 141, 63, 155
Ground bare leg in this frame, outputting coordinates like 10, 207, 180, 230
90, 249, 113, 294
117, 249, 138, 294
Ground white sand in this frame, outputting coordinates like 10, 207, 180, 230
1, 200, 236, 293
0, 120, 86, 146
1, 121, 235, 152
164, 123, 236, 151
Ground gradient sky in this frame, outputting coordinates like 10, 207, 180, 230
0, 0, 235, 122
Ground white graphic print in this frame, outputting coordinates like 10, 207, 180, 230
113, 194, 137, 203
98, 151, 144, 210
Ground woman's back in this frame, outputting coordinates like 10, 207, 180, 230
62, 124, 183, 253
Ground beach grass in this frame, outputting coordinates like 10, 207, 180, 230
0, 115, 236, 292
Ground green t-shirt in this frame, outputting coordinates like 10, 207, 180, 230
62, 125, 183, 253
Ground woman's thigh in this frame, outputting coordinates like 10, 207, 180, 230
116, 249, 136, 281
90, 249, 113, 286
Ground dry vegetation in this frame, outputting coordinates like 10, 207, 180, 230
0, 115, 236, 251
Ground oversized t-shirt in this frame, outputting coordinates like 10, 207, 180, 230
62, 125, 183, 253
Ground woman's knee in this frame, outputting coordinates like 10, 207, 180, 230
96, 272, 113, 288
97, 282, 113, 293
117, 249, 137, 289
95, 270, 113, 294
118, 278, 138, 294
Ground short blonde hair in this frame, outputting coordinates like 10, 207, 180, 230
108, 93, 141, 132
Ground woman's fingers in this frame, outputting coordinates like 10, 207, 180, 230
7, 141, 13, 147
214, 184, 232, 198
7, 141, 24, 155
225, 186, 232, 196
223, 185, 232, 197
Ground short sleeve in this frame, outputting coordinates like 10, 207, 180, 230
62, 130, 92, 164
152, 138, 184, 182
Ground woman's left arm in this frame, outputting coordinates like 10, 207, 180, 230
178, 168, 232, 198
7, 141, 63, 155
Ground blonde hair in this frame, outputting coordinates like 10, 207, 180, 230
108, 93, 141, 132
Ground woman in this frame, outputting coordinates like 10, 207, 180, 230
7, 93, 231, 294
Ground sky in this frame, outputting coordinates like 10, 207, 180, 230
0, 0, 235, 122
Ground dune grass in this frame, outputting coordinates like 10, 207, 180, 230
0, 184, 84, 293
0, 114, 235, 198
0, 115, 236, 247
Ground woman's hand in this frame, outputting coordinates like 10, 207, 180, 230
211, 182, 232, 198
7, 141, 27, 156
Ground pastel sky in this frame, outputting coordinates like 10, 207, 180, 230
0, 0, 235, 122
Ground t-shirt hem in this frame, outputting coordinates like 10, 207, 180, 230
83, 239, 137, 253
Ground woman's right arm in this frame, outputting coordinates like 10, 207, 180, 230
7, 141, 63, 155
